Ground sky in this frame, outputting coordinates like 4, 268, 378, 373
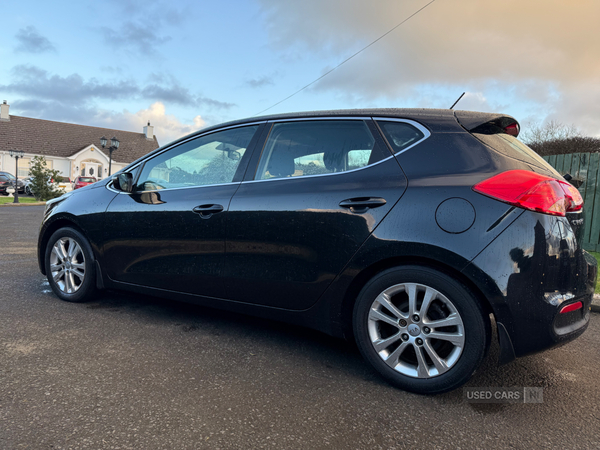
1, 0, 599, 145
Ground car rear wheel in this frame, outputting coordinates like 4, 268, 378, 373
353, 266, 489, 394
45, 227, 97, 302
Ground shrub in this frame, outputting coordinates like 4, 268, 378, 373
28, 156, 65, 201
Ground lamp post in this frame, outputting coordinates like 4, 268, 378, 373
8, 150, 24, 204
100, 136, 120, 176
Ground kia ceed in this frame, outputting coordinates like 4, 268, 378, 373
38, 109, 596, 394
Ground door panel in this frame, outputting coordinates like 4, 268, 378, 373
224, 119, 407, 310
104, 185, 239, 298
102, 124, 261, 298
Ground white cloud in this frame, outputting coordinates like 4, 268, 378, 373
95, 102, 206, 145
257, 0, 600, 133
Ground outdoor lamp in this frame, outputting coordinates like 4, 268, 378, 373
100, 136, 120, 176
8, 149, 24, 204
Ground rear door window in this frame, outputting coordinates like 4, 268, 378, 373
255, 120, 389, 180
376, 121, 426, 154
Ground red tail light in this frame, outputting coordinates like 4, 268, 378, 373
473, 170, 583, 217
504, 122, 520, 137
559, 301, 583, 314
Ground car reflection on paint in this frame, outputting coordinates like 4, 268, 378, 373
72, 176, 97, 190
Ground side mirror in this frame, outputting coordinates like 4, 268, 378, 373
115, 173, 133, 193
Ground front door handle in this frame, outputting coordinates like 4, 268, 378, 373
193, 204, 224, 219
339, 197, 387, 212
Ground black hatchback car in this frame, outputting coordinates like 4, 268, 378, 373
0, 171, 25, 194
38, 109, 596, 394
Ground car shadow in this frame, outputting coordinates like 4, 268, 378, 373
77, 291, 579, 405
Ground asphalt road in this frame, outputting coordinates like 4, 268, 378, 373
1, 205, 599, 449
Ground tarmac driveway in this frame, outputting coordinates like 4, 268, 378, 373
1, 205, 599, 449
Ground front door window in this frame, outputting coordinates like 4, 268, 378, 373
136, 126, 259, 192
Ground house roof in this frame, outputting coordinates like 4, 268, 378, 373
0, 115, 160, 164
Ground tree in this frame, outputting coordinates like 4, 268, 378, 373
520, 120, 581, 145
520, 120, 600, 157
28, 156, 64, 201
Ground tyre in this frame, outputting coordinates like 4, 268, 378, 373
353, 266, 490, 394
25, 185, 32, 195
45, 227, 97, 302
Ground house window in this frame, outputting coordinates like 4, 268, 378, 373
17, 158, 31, 177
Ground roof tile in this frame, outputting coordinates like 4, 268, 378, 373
0, 115, 159, 163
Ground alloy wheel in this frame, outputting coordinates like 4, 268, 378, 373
50, 237, 86, 294
367, 283, 465, 379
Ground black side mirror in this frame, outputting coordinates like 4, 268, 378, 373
115, 173, 133, 193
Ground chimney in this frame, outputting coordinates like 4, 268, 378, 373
0, 101, 9, 121
143, 121, 154, 140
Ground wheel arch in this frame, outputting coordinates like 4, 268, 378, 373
39, 217, 96, 275
338, 256, 495, 340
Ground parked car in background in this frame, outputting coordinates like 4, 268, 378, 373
37, 108, 596, 394
0, 174, 13, 195
72, 176, 97, 190
23, 177, 33, 195
0, 171, 25, 193
55, 176, 73, 193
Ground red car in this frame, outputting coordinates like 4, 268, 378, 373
72, 176, 97, 190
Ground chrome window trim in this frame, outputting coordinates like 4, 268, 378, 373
110, 121, 266, 194
372, 117, 431, 155
108, 180, 242, 194
108, 116, 431, 191
266, 116, 370, 123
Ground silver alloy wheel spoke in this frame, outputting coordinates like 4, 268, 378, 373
71, 268, 85, 279
424, 313, 462, 328
423, 339, 450, 374
405, 283, 418, 317
55, 240, 68, 262
427, 331, 464, 346
65, 271, 74, 293
53, 269, 65, 282
373, 332, 404, 353
385, 341, 411, 366
369, 308, 401, 328
419, 287, 435, 316
367, 282, 465, 379
50, 237, 85, 295
415, 346, 429, 378
378, 293, 407, 321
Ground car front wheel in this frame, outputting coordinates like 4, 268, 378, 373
353, 266, 490, 394
45, 227, 97, 302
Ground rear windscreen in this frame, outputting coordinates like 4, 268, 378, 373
80, 177, 95, 182
473, 132, 561, 177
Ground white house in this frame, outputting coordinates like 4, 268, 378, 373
0, 101, 160, 180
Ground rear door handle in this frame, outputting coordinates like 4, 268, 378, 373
339, 197, 387, 211
193, 204, 224, 218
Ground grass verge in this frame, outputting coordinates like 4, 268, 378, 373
0, 196, 43, 205
589, 252, 600, 294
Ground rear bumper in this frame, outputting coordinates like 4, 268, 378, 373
463, 211, 596, 360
